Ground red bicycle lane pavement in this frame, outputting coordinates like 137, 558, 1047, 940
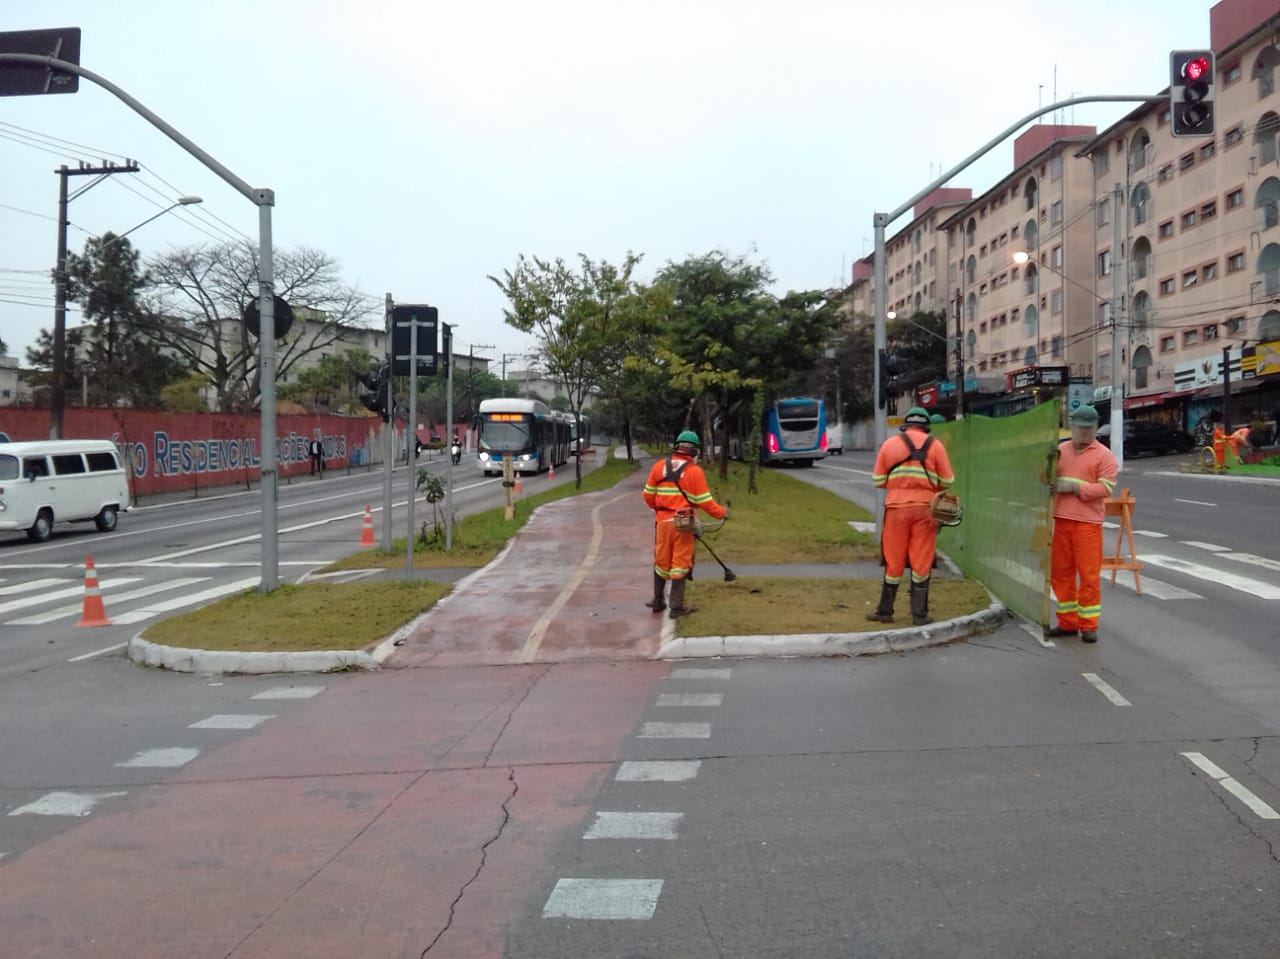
0, 477, 677, 957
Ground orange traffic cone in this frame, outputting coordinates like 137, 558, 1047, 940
548, 460, 555, 480
75, 555, 112, 628
514, 475, 523, 495
359, 504, 376, 547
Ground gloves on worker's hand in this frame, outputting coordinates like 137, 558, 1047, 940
1048, 481, 1077, 496
722, 505, 731, 519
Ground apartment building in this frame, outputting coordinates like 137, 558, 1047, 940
940, 126, 1099, 415
1075, 0, 1280, 432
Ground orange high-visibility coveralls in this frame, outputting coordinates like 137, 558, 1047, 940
1050, 439, 1118, 632
871, 426, 955, 585
643, 454, 727, 581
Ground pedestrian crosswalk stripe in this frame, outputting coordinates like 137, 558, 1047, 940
1141, 555, 1280, 600
1110, 574, 1202, 600
0, 578, 141, 615
111, 577, 260, 625
7, 790, 128, 817
1181, 541, 1230, 552
0, 577, 69, 597
1220, 552, 1280, 574
6, 577, 210, 625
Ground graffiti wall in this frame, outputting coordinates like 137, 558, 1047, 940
0, 408, 385, 498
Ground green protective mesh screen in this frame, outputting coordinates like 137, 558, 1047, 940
932, 400, 1060, 626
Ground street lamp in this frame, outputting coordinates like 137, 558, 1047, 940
49, 194, 203, 438
1013, 249, 1125, 466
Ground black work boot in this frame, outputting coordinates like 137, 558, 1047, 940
909, 579, 934, 626
644, 573, 667, 612
866, 582, 898, 623
668, 578, 696, 618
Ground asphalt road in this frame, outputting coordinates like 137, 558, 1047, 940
1, 447, 1278, 957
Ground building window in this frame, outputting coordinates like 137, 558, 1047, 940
1158, 163, 1175, 183
1050, 289, 1063, 314
1226, 125, 1244, 146
1131, 182, 1150, 224
1182, 269, 1199, 288
1257, 49, 1278, 98
1183, 329, 1199, 346
1203, 261, 1218, 281
1181, 209, 1197, 229
1227, 187, 1245, 209
1200, 141, 1216, 160
1201, 200, 1217, 221
1227, 250, 1246, 272
1225, 316, 1245, 334
1094, 150, 1109, 177
1098, 250, 1112, 276
1096, 197, 1110, 226
1180, 152, 1196, 171
1051, 334, 1062, 358
1226, 62, 1243, 84
1159, 219, 1175, 239
1257, 111, 1280, 164
1050, 199, 1063, 225
1204, 323, 1219, 340
1161, 336, 1176, 352
1051, 245, 1063, 269
1049, 155, 1063, 181
1159, 276, 1176, 295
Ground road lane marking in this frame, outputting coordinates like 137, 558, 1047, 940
615, 760, 701, 782
1082, 672, 1131, 706
109, 577, 260, 624
0, 578, 141, 615
1174, 498, 1217, 507
655, 693, 723, 707
114, 748, 199, 768
517, 492, 627, 663
8, 791, 128, 817
252, 685, 325, 699
1181, 751, 1280, 820
7, 577, 210, 625
1141, 555, 1280, 599
583, 811, 683, 840
542, 878, 663, 920
67, 643, 127, 663
638, 722, 710, 739
189, 714, 276, 730
1111, 575, 1202, 600
670, 667, 733, 680
1181, 541, 1229, 552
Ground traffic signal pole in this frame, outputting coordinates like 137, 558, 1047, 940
0, 52, 283, 592
382, 294, 394, 552
870, 94, 1158, 535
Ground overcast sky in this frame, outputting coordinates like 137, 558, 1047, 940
1, 0, 1216, 371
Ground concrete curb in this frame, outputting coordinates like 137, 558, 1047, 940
657, 600, 1008, 660
126, 633, 380, 674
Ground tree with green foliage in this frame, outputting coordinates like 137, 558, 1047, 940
490, 252, 657, 487
278, 348, 374, 414
655, 250, 834, 481
159, 373, 213, 413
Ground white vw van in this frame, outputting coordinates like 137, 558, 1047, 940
0, 440, 130, 542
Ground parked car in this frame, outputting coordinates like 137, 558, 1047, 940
1095, 420, 1194, 456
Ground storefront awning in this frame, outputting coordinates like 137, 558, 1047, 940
1192, 379, 1264, 400
1123, 390, 1182, 411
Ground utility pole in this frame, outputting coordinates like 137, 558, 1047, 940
467, 343, 494, 418
953, 287, 964, 419
50, 160, 139, 438
1110, 182, 1126, 471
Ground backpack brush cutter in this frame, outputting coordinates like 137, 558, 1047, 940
693, 507, 736, 582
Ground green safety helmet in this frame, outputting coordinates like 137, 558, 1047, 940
900, 407, 932, 432
1069, 404, 1099, 426
676, 430, 700, 446
929, 413, 946, 424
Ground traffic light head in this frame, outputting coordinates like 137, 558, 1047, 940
1170, 49, 1215, 138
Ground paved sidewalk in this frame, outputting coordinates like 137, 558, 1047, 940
129, 459, 1006, 673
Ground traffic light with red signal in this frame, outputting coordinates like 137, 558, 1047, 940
1170, 50, 1215, 138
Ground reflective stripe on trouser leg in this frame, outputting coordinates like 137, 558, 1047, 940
654, 520, 695, 581
1051, 518, 1103, 631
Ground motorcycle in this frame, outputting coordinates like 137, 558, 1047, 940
450, 442, 462, 466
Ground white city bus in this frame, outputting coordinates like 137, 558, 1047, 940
0, 440, 130, 542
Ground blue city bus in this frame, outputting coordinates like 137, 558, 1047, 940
475, 398, 570, 475
761, 396, 827, 466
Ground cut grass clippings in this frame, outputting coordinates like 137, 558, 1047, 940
675, 576, 994, 638
142, 580, 451, 653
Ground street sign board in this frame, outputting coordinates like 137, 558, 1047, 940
0, 28, 81, 97
390, 305, 440, 376
243, 295, 295, 340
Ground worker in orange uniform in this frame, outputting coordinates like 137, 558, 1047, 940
642, 430, 729, 618
868, 407, 955, 626
1047, 404, 1118, 643
1228, 425, 1252, 460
